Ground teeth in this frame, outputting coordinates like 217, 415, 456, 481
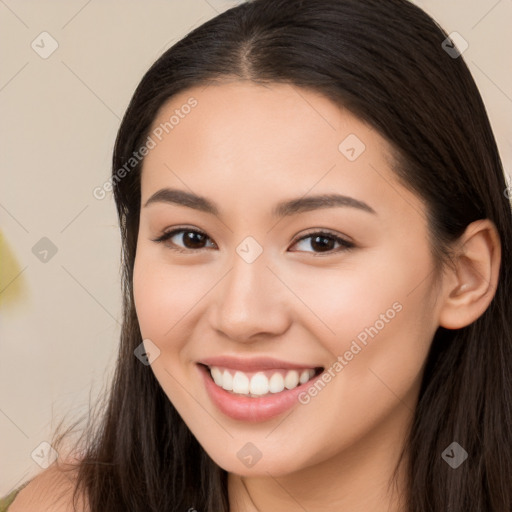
284, 370, 299, 389
232, 371, 249, 394
299, 369, 310, 384
269, 373, 285, 393
221, 370, 233, 391
250, 372, 270, 395
211, 367, 223, 386
208, 366, 317, 397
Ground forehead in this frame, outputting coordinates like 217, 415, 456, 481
140, 80, 425, 224
146, 80, 369, 163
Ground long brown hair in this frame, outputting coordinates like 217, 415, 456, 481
50, 0, 512, 510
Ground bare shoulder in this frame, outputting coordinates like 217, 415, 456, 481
9, 460, 88, 512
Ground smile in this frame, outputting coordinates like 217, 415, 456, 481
208, 366, 320, 397
197, 361, 325, 422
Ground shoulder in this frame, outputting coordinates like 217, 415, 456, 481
8, 460, 88, 512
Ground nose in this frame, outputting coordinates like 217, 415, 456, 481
208, 248, 291, 343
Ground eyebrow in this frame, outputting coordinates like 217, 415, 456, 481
143, 187, 376, 217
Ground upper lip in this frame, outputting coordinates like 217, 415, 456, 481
198, 356, 323, 372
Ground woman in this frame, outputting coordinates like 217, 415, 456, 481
7, 0, 511, 510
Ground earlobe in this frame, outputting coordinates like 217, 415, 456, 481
438, 219, 501, 330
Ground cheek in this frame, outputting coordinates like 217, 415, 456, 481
132, 250, 203, 405
280, 244, 432, 348
133, 259, 167, 339
133, 249, 207, 342
283, 241, 437, 396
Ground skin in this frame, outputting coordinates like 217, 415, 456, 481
132, 80, 501, 511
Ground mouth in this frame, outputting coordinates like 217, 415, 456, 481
201, 364, 324, 397
197, 362, 325, 422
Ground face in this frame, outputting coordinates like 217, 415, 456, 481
133, 81, 442, 477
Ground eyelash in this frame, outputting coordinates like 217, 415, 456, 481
151, 227, 355, 255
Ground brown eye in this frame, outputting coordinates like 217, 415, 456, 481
152, 228, 354, 255
153, 228, 216, 252
290, 231, 354, 254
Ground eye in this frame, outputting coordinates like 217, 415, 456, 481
289, 230, 354, 255
152, 227, 354, 255
152, 227, 216, 253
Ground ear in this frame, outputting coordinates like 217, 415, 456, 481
438, 219, 501, 330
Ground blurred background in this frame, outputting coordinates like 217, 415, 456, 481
1, 0, 511, 496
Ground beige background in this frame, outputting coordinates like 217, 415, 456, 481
1, 0, 511, 496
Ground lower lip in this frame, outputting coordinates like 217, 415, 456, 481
198, 364, 321, 422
